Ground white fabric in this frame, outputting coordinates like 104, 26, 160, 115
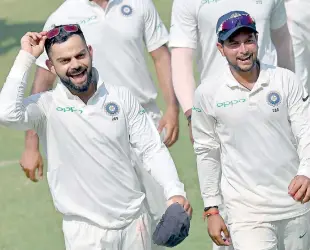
0, 50, 186, 230
62, 211, 152, 250
285, 0, 310, 94
229, 213, 310, 250
169, 0, 287, 80
36, 0, 168, 107
192, 63, 310, 224
169, 0, 287, 113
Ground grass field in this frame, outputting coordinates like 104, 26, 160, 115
0, 0, 212, 249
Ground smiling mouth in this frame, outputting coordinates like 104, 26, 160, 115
238, 55, 252, 62
69, 69, 86, 80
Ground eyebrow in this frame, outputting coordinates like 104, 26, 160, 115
56, 49, 86, 62
228, 34, 254, 43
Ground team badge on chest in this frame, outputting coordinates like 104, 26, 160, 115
105, 102, 120, 116
121, 5, 133, 17
266, 91, 281, 107
266, 91, 281, 113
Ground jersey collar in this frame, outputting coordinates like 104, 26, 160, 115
225, 62, 270, 89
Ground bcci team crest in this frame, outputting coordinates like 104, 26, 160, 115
121, 5, 133, 17
267, 91, 281, 107
105, 102, 120, 116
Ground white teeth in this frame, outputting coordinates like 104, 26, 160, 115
71, 71, 85, 77
239, 56, 251, 61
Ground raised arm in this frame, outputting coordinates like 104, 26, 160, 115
0, 33, 47, 131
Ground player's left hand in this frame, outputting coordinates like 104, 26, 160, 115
167, 195, 193, 218
288, 175, 310, 203
158, 106, 179, 147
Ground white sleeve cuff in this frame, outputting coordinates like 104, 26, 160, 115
203, 195, 223, 208
297, 166, 310, 178
164, 181, 187, 200
147, 38, 169, 52
168, 41, 197, 49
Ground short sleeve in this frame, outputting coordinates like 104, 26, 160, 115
270, 0, 287, 30
142, 0, 169, 52
169, 0, 198, 49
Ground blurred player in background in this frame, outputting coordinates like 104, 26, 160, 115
169, 1, 295, 249
19, 1, 179, 248
192, 11, 310, 250
285, 0, 310, 96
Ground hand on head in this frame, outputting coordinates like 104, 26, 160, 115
20, 31, 47, 58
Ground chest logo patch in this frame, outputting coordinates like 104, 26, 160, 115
105, 102, 120, 116
266, 91, 281, 107
121, 5, 133, 17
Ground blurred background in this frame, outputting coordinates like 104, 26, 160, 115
0, 0, 209, 249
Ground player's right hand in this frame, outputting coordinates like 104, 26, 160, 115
20, 32, 47, 58
207, 214, 231, 246
20, 149, 44, 182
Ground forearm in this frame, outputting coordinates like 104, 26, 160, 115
144, 144, 186, 200
271, 25, 295, 72
152, 46, 178, 109
171, 48, 195, 117
0, 50, 36, 129
25, 130, 40, 151
276, 38, 295, 72
196, 148, 222, 207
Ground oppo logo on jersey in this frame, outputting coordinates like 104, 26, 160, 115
78, 15, 97, 25
216, 98, 246, 108
56, 106, 83, 114
201, 0, 221, 4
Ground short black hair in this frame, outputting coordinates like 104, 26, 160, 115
44, 24, 87, 55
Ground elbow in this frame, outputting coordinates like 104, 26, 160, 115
151, 45, 170, 64
0, 105, 24, 127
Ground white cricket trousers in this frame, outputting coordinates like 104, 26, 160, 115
62, 213, 152, 250
229, 212, 310, 250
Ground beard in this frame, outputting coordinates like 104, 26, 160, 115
227, 54, 258, 73
59, 64, 93, 93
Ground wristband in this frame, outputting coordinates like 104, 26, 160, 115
203, 210, 219, 220
204, 206, 218, 212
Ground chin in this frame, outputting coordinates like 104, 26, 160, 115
238, 64, 255, 72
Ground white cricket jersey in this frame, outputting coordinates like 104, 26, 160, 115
192, 63, 310, 223
0, 50, 186, 229
36, 0, 168, 108
169, 0, 287, 82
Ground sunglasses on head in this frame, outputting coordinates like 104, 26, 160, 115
46, 24, 79, 39
217, 14, 255, 34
